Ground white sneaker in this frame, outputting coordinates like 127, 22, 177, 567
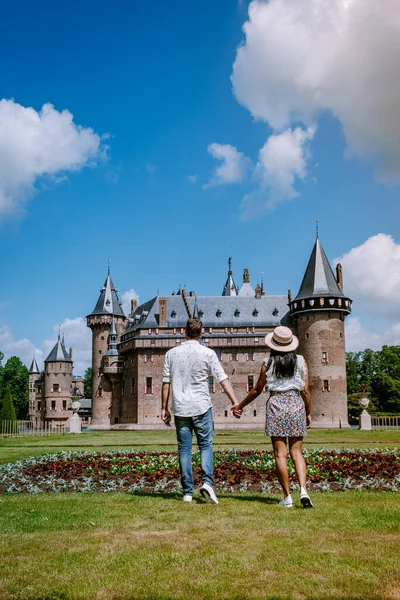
200, 483, 219, 505
182, 494, 192, 502
279, 496, 294, 508
300, 492, 314, 508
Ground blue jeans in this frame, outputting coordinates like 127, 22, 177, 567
174, 408, 214, 495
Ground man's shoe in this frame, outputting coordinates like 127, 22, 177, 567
300, 492, 314, 508
182, 494, 193, 502
279, 496, 294, 508
200, 483, 219, 504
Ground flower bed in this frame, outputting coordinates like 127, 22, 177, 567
1, 448, 399, 494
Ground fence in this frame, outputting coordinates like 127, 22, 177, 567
0, 420, 70, 438
371, 416, 400, 430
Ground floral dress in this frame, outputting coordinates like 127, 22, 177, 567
264, 355, 307, 438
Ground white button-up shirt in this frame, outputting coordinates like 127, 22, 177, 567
162, 340, 228, 417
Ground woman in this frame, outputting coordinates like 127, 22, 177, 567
234, 326, 313, 508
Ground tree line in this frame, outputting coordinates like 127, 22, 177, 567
0, 351, 29, 420
346, 346, 400, 418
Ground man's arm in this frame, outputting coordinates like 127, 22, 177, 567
220, 377, 239, 407
161, 382, 171, 426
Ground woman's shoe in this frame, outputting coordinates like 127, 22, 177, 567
279, 496, 294, 508
300, 492, 314, 508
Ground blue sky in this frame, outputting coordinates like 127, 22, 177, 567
0, 0, 399, 373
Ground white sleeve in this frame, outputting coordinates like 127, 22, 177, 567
208, 350, 228, 383
162, 352, 171, 383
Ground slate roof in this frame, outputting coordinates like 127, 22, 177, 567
238, 282, 255, 297
124, 294, 290, 335
29, 356, 39, 373
294, 238, 345, 301
87, 273, 125, 318
44, 335, 72, 363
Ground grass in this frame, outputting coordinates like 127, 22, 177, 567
0, 428, 399, 465
1, 430, 399, 599
0, 492, 399, 600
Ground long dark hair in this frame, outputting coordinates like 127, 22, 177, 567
267, 350, 297, 379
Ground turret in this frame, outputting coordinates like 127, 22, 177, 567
86, 267, 126, 429
28, 356, 39, 422
289, 237, 352, 428
43, 334, 73, 424
222, 257, 238, 296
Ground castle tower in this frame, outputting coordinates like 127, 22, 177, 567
103, 317, 124, 425
222, 257, 238, 296
86, 269, 125, 429
43, 335, 73, 424
289, 237, 352, 428
28, 356, 39, 422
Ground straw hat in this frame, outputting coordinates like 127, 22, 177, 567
265, 326, 299, 353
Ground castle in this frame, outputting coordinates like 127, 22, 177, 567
28, 338, 84, 428
86, 236, 353, 430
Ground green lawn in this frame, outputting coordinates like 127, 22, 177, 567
0, 430, 399, 600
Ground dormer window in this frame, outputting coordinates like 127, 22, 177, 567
106, 299, 111, 306
252, 309, 259, 317
216, 309, 222, 318
272, 308, 279, 317
171, 310, 177, 318
234, 309, 240, 318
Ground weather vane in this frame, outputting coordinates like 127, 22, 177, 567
316, 220, 320, 238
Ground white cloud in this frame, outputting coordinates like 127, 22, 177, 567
345, 317, 400, 352
232, 0, 400, 180
0, 99, 106, 221
187, 174, 198, 184
121, 289, 140, 317
336, 234, 400, 319
241, 126, 315, 219
204, 143, 250, 188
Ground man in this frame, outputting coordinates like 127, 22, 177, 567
161, 318, 240, 503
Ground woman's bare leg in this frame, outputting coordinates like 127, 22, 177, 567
271, 437, 290, 497
289, 437, 307, 489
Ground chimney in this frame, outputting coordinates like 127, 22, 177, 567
69, 347, 73, 360
130, 298, 138, 316
243, 269, 249, 283
288, 289, 292, 303
159, 297, 167, 326
336, 263, 343, 290
255, 284, 262, 299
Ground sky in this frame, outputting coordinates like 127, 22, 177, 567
0, 0, 400, 375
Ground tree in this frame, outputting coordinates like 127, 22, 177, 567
0, 386, 17, 421
1, 357, 29, 419
84, 367, 92, 399
346, 351, 361, 395
373, 346, 400, 413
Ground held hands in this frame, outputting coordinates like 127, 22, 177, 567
231, 404, 243, 419
161, 408, 172, 427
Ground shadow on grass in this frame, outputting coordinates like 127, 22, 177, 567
127, 491, 281, 505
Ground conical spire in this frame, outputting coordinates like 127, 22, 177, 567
222, 257, 238, 296
87, 267, 125, 318
294, 238, 345, 301
105, 317, 119, 356
29, 355, 39, 373
45, 333, 71, 362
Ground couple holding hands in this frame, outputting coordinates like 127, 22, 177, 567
161, 319, 313, 508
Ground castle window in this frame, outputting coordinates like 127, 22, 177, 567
247, 349, 254, 361
253, 410, 257, 417
224, 410, 228, 417
322, 352, 328, 364
208, 376, 216, 394
99, 350, 102, 354
230, 349, 238, 362
323, 380, 330, 392
52, 384, 60, 393
131, 377, 135, 393
38, 401, 41, 411
247, 375, 254, 392
340, 332, 343, 338
145, 349, 153, 363
101, 336, 104, 340
145, 377, 153, 395
51, 400, 56, 411
306, 333, 310, 339
122, 380, 125, 395
62, 400, 67, 411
